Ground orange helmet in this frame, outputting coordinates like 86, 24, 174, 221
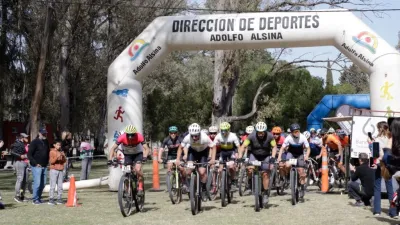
272, 126, 282, 134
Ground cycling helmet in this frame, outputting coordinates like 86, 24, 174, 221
238, 130, 245, 136
245, 126, 254, 134
328, 127, 335, 134
208, 126, 218, 133
316, 129, 321, 135
310, 128, 316, 133
188, 123, 201, 135
320, 128, 328, 135
201, 129, 209, 134
169, 126, 178, 133
287, 128, 290, 133
272, 126, 282, 134
255, 122, 267, 132
303, 131, 311, 139
289, 123, 301, 132
220, 122, 231, 130
125, 125, 137, 134
337, 130, 346, 136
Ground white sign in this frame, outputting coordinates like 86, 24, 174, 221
350, 116, 387, 158
336, 104, 352, 135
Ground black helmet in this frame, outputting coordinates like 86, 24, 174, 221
320, 128, 328, 135
289, 123, 301, 132
238, 130, 245, 136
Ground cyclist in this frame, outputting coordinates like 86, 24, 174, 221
277, 123, 310, 199
319, 128, 345, 174
304, 131, 321, 159
337, 130, 349, 148
208, 125, 221, 193
213, 122, 240, 190
272, 126, 285, 149
238, 122, 277, 205
176, 123, 216, 197
238, 130, 246, 145
108, 125, 150, 196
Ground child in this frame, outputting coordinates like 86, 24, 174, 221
49, 140, 66, 205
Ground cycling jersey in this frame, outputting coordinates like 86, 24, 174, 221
162, 136, 181, 156
181, 132, 215, 152
339, 135, 349, 147
213, 132, 240, 151
324, 134, 341, 151
282, 134, 309, 157
244, 132, 276, 156
310, 136, 322, 147
116, 133, 145, 154
275, 136, 285, 149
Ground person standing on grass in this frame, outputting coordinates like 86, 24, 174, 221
11, 133, 30, 202
80, 136, 94, 180
28, 128, 50, 205
48, 140, 66, 205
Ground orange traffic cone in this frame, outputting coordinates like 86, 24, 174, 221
66, 174, 80, 207
149, 148, 163, 192
321, 147, 329, 193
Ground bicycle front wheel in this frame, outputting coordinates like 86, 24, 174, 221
221, 170, 227, 207
290, 169, 297, 206
189, 174, 198, 215
238, 164, 247, 196
253, 173, 260, 212
118, 175, 134, 217
167, 172, 179, 204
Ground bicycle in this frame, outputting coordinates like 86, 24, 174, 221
187, 161, 210, 215
165, 159, 183, 204
305, 158, 320, 191
219, 160, 235, 207
282, 158, 305, 206
247, 160, 269, 212
112, 159, 145, 217
268, 161, 287, 196
238, 158, 249, 196
206, 161, 220, 201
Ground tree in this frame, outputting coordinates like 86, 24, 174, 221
325, 60, 333, 89
339, 64, 369, 93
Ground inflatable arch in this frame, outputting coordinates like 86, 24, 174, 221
307, 94, 370, 130
107, 9, 400, 148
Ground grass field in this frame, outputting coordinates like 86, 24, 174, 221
0, 159, 398, 225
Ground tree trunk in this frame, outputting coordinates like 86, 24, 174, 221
59, 10, 71, 131
30, 4, 55, 138
0, 0, 8, 139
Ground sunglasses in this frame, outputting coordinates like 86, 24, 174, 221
209, 132, 217, 135
292, 130, 300, 134
191, 134, 200, 138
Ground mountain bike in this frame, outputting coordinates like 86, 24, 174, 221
206, 161, 220, 201
238, 158, 249, 196
219, 160, 235, 207
305, 158, 319, 190
247, 160, 269, 212
187, 161, 209, 215
282, 158, 304, 206
112, 159, 145, 217
165, 159, 183, 204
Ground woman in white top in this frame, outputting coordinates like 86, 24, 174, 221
373, 121, 396, 217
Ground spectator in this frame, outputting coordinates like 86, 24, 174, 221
48, 140, 66, 205
62, 131, 73, 169
387, 117, 400, 216
80, 136, 94, 180
28, 128, 50, 205
373, 121, 396, 217
348, 153, 375, 206
11, 133, 30, 202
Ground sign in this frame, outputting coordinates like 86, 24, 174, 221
341, 43, 374, 67
350, 116, 387, 158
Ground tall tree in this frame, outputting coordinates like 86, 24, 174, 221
339, 63, 369, 93
325, 60, 333, 89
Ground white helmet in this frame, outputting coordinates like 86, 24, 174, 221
303, 131, 311, 139
208, 126, 218, 133
188, 123, 201, 135
255, 122, 267, 132
328, 127, 335, 134
245, 126, 254, 134
201, 129, 209, 134
316, 129, 321, 135
287, 128, 291, 133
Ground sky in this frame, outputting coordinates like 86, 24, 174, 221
189, 0, 400, 84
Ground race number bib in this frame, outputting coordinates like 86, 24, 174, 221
289, 158, 297, 166
122, 165, 131, 173
251, 160, 261, 166
187, 162, 195, 169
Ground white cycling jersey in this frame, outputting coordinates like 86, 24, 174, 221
213, 132, 240, 150
181, 132, 215, 152
282, 134, 310, 149
310, 136, 322, 147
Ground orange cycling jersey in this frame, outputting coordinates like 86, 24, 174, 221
325, 134, 341, 151
339, 136, 349, 147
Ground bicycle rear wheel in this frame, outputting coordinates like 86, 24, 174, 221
290, 169, 297, 206
189, 174, 198, 215
221, 170, 227, 207
253, 173, 260, 212
118, 175, 134, 217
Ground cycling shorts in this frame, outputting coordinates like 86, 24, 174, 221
124, 152, 143, 165
282, 152, 306, 168
219, 150, 235, 162
249, 154, 271, 171
188, 147, 209, 166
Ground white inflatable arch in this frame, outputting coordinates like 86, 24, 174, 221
107, 10, 400, 145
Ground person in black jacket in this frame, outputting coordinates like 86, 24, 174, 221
348, 153, 375, 206
28, 128, 50, 205
11, 133, 30, 202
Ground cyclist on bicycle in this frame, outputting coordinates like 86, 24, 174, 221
208, 125, 221, 192
319, 128, 345, 174
158, 126, 183, 171
277, 123, 310, 199
108, 125, 150, 196
238, 122, 277, 205
337, 130, 349, 148
272, 126, 285, 149
213, 122, 240, 190
176, 123, 216, 197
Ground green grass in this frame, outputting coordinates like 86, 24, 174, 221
0, 160, 398, 225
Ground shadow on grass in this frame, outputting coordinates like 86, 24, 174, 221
366, 216, 400, 224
